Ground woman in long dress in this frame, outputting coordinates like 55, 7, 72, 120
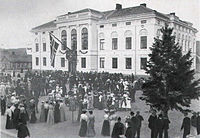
47, 102, 54, 125
101, 109, 110, 136
54, 100, 60, 123
39, 101, 46, 122
79, 110, 88, 137
87, 111, 96, 137
5, 105, 14, 129
59, 100, 66, 122
29, 100, 37, 123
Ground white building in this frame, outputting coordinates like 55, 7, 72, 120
31, 3, 198, 75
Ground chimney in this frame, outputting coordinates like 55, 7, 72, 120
170, 12, 175, 16
140, 3, 146, 7
116, 4, 122, 10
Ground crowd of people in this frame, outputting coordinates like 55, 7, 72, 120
1, 70, 199, 138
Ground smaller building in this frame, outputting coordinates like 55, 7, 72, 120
0, 48, 32, 76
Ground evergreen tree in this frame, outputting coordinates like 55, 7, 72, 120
140, 25, 200, 115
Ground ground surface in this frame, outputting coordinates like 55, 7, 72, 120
1, 90, 200, 138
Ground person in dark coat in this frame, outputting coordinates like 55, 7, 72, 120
148, 111, 157, 138
19, 106, 28, 125
130, 111, 139, 138
1, 95, 6, 115
101, 109, 110, 136
111, 117, 125, 138
181, 113, 191, 138
125, 121, 133, 138
54, 100, 60, 123
13, 104, 20, 129
156, 114, 164, 138
196, 112, 200, 135
17, 121, 30, 138
135, 111, 144, 138
163, 115, 170, 138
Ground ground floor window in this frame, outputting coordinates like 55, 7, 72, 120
141, 57, 147, 70
36, 57, 39, 66
81, 58, 86, 68
61, 58, 65, 67
126, 58, 132, 69
112, 58, 118, 69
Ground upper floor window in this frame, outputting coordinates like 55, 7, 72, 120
35, 43, 39, 52
141, 20, 147, 24
81, 28, 88, 50
140, 36, 147, 49
126, 22, 131, 25
126, 37, 132, 49
71, 29, 77, 51
61, 30, 67, 50
112, 38, 118, 50
112, 23, 117, 27
100, 39, 105, 50
100, 25, 104, 28
42, 38, 46, 52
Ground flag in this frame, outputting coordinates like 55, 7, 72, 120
49, 33, 60, 67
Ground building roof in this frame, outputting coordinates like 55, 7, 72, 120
31, 20, 56, 31
0, 48, 32, 63
58, 8, 102, 17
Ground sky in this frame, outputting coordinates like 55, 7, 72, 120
0, 0, 199, 49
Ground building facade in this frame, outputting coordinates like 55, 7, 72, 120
31, 3, 198, 75
0, 48, 32, 76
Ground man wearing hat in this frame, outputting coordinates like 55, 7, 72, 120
181, 112, 191, 138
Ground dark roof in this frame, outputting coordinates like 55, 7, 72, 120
101, 6, 169, 20
0, 48, 32, 63
32, 20, 56, 31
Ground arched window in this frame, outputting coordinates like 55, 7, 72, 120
111, 31, 118, 50
61, 30, 67, 50
81, 28, 88, 50
71, 29, 77, 51
99, 33, 105, 50
124, 30, 132, 49
42, 38, 46, 52
139, 29, 148, 49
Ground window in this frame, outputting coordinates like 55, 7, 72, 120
35, 32, 38, 35
126, 22, 131, 25
43, 57, 46, 66
100, 39, 105, 50
43, 43, 46, 52
81, 28, 88, 50
36, 43, 39, 52
126, 58, 132, 69
141, 58, 147, 70
112, 38, 118, 50
36, 57, 39, 66
112, 23, 117, 27
126, 37, 132, 49
42, 32, 45, 34
61, 58, 65, 67
71, 29, 77, 51
61, 30, 67, 50
51, 31, 54, 33
141, 20, 147, 24
140, 36, 147, 49
100, 25, 104, 28
100, 57, 105, 68
112, 58, 118, 69
81, 58, 86, 68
